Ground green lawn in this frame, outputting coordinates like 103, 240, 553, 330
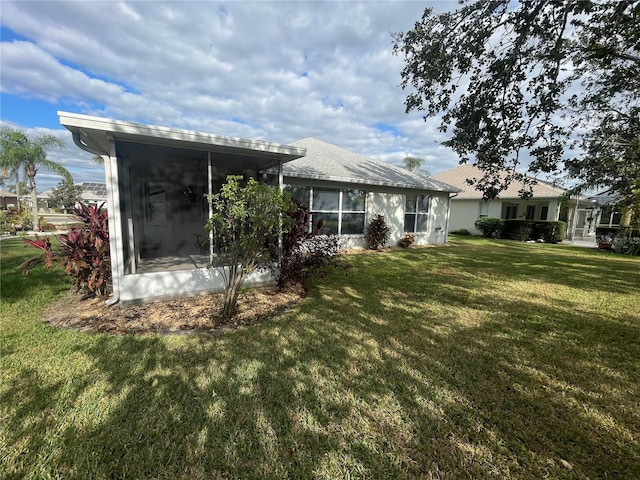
1, 236, 639, 479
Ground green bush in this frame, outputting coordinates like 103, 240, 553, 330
531, 221, 566, 243
474, 217, 504, 238
502, 220, 534, 241
365, 214, 391, 249
450, 228, 471, 235
502, 220, 566, 243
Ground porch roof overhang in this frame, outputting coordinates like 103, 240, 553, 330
58, 111, 306, 170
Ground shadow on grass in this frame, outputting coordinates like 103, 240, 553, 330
3, 240, 640, 479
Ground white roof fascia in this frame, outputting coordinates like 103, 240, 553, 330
58, 111, 306, 161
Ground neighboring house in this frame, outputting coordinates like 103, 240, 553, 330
431, 164, 583, 237
39, 182, 107, 212
0, 189, 18, 209
59, 112, 459, 304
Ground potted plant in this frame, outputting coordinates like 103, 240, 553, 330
597, 234, 613, 250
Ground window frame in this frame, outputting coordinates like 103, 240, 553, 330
404, 193, 430, 233
284, 185, 367, 235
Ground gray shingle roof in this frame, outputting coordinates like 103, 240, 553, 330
282, 138, 460, 192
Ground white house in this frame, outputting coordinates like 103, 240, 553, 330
59, 112, 459, 304
431, 164, 584, 236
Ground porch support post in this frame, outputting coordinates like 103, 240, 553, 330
570, 195, 580, 243
208, 152, 214, 264
104, 135, 123, 305
278, 160, 284, 262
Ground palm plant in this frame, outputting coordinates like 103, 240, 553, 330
0, 127, 69, 228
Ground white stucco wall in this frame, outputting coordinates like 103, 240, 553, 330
448, 199, 485, 235
118, 267, 274, 304
450, 197, 566, 236
117, 182, 454, 303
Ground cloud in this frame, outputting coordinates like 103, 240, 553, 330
1, 0, 464, 192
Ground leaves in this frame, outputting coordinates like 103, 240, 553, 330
206, 176, 290, 317
393, 0, 639, 203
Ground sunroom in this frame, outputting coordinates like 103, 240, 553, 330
59, 112, 305, 304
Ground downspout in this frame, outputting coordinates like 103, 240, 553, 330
444, 191, 459, 243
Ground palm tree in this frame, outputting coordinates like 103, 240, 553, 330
0, 127, 70, 228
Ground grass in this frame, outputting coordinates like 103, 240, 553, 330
1, 236, 639, 479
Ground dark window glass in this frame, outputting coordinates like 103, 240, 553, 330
313, 213, 339, 235
284, 185, 311, 208
404, 214, 416, 233
313, 188, 340, 211
343, 189, 366, 212
341, 213, 365, 234
416, 214, 429, 232
418, 195, 430, 213
405, 194, 417, 213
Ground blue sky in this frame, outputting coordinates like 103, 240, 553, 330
1, 0, 462, 192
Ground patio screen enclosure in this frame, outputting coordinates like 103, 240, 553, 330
114, 141, 280, 275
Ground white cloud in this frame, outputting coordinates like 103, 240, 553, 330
1, 0, 464, 191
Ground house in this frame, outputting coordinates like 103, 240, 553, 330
0, 189, 19, 209
39, 182, 108, 212
59, 112, 459, 304
431, 164, 582, 236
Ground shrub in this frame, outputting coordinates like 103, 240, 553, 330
398, 233, 415, 248
502, 220, 566, 243
530, 221, 566, 243
450, 228, 471, 235
275, 198, 343, 291
21, 202, 112, 299
365, 214, 391, 249
474, 217, 504, 238
38, 217, 56, 232
502, 220, 534, 241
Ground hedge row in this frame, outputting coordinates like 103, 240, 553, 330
474, 217, 566, 243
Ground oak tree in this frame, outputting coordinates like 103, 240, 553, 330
393, 0, 639, 208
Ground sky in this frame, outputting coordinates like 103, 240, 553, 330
0, 0, 464, 192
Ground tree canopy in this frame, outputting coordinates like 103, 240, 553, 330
393, 0, 639, 206
402, 156, 431, 178
48, 178, 83, 212
0, 127, 68, 226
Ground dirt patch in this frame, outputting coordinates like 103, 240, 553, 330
43, 286, 304, 336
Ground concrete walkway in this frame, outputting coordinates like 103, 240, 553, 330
560, 239, 597, 248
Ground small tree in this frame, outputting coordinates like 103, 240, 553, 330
365, 214, 390, 249
48, 178, 83, 212
206, 175, 290, 318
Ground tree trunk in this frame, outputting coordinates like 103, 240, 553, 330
221, 264, 244, 318
26, 166, 38, 230
14, 169, 21, 210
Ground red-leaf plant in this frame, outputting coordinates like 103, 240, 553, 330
21, 202, 112, 299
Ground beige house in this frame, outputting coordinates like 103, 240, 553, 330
431, 164, 579, 236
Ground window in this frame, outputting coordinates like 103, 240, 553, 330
146, 182, 166, 224
404, 194, 430, 233
526, 204, 536, 220
478, 201, 489, 218
504, 203, 518, 220
540, 206, 549, 220
284, 185, 366, 235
